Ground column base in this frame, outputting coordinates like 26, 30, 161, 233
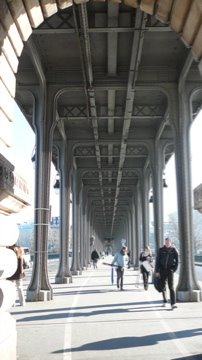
55, 276, 73, 284
71, 270, 82, 275
177, 290, 202, 302
26, 289, 53, 302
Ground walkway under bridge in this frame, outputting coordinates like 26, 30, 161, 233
12, 259, 202, 360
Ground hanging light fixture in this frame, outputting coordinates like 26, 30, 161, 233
149, 195, 153, 203
53, 173, 60, 194
149, 189, 153, 203
31, 146, 36, 168
163, 172, 168, 188
31, 153, 35, 162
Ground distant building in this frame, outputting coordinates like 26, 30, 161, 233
17, 222, 34, 251
0, 104, 31, 215
0, 154, 31, 215
17, 217, 72, 255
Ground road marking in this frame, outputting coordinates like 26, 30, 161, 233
146, 291, 192, 358
63, 270, 93, 360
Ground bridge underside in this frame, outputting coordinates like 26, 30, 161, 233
15, 2, 200, 241
0, 1, 202, 306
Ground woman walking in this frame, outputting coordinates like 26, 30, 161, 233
139, 245, 153, 290
7, 243, 26, 306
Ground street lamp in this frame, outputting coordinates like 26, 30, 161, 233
31, 147, 36, 169
31, 153, 35, 162
149, 173, 168, 203
149, 189, 153, 203
163, 173, 168, 188
149, 194, 153, 203
53, 173, 60, 195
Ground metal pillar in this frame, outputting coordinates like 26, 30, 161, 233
79, 186, 84, 270
130, 197, 136, 266
82, 200, 88, 269
87, 207, 91, 265
71, 169, 82, 275
141, 169, 150, 248
127, 205, 132, 254
150, 140, 164, 249
55, 141, 72, 284
26, 38, 55, 301
134, 184, 142, 268
170, 55, 201, 301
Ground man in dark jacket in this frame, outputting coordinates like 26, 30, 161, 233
155, 237, 179, 309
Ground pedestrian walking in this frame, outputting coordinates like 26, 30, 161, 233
7, 243, 26, 306
111, 246, 128, 291
139, 245, 153, 290
155, 237, 179, 309
91, 248, 100, 269
127, 250, 131, 268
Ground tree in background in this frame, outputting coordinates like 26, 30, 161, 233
164, 212, 179, 249
192, 210, 202, 254
167, 210, 202, 254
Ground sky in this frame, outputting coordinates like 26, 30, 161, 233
190, 110, 202, 188
163, 109, 202, 221
8, 104, 202, 224
9, 103, 59, 223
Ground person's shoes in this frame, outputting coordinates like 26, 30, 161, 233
171, 304, 178, 310
144, 284, 148, 290
162, 302, 167, 307
117, 283, 119, 288
120, 288, 124, 291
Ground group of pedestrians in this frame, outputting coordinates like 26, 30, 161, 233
9, 238, 178, 308
110, 237, 179, 309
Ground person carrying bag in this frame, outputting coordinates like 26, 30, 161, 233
139, 245, 153, 290
155, 237, 179, 309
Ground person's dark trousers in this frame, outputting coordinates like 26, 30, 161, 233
93, 259, 98, 268
142, 269, 149, 290
160, 269, 176, 305
116, 266, 124, 289
140, 265, 149, 289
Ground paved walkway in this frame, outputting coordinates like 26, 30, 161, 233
11, 259, 202, 360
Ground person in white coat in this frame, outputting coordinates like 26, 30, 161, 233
139, 245, 153, 290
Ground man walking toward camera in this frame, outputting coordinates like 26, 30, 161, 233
155, 237, 179, 309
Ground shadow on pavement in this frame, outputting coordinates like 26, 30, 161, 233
52, 328, 202, 354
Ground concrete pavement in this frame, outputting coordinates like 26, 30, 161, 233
10, 259, 202, 360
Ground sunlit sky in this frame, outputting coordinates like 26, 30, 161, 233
163, 110, 202, 220
8, 106, 202, 224
9, 103, 59, 223
190, 110, 202, 188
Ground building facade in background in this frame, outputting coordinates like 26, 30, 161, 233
17, 217, 72, 255
0, 153, 30, 215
